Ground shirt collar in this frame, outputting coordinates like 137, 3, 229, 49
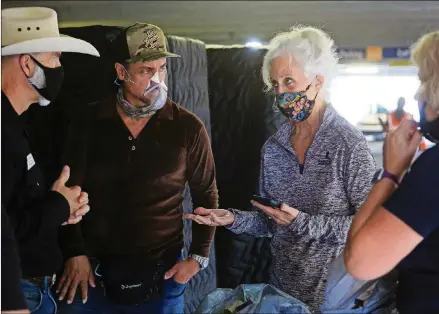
155, 98, 174, 120
1, 91, 24, 133
274, 104, 337, 149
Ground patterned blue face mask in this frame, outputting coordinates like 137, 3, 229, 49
274, 83, 318, 122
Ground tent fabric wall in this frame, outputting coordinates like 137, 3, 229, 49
165, 35, 217, 313
206, 46, 284, 288
24, 26, 215, 313
24, 25, 123, 184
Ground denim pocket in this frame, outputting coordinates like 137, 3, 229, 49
21, 280, 43, 313
163, 277, 186, 300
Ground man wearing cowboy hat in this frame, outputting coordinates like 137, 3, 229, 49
55, 23, 218, 313
1, 6, 99, 313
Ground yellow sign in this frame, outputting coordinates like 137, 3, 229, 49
366, 46, 383, 61
389, 59, 411, 66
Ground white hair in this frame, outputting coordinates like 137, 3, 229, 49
262, 25, 339, 101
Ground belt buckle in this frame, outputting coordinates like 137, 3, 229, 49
49, 274, 56, 288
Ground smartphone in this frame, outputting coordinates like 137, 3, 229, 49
252, 195, 281, 208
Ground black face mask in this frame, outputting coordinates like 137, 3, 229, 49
419, 101, 439, 143
28, 55, 64, 103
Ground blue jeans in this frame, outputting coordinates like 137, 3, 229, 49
56, 258, 186, 314
321, 255, 396, 313
22, 277, 57, 314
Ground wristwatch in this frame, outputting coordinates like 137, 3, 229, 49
189, 254, 209, 270
372, 169, 399, 186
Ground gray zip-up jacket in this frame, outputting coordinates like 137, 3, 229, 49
227, 105, 377, 311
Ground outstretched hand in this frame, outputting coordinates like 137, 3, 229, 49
184, 208, 234, 226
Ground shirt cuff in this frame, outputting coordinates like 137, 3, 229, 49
61, 245, 88, 260
225, 208, 245, 233
42, 191, 70, 228
286, 210, 307, 231
188, 245, 211, 258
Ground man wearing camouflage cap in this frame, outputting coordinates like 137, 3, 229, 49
56, 23, 218, 313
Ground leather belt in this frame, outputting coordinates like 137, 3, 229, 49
23, 274, 56, 287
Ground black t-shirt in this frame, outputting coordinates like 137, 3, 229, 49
1, 205, 27, 311
384, 145, 439, 314
1, 92, 70, 276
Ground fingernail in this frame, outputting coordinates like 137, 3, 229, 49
56, 290, 59, 293
67, 300, 72, 304
82, 299, 87, 304
59, 297, 63, 301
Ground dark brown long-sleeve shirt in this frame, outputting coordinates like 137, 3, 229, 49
59, 97, 218, 261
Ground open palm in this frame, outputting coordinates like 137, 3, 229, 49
184, 207, 234, 226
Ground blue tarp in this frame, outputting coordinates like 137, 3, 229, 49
196, 284, 311, 314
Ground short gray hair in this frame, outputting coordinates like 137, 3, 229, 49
262, 25, 339, 100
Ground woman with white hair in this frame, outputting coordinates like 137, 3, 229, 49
186, 26, 377, 310
344, 30, 439, 313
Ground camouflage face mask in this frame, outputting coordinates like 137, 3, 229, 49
116, 86, 167, 119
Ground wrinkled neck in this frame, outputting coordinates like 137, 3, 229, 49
292, 99, 326, 138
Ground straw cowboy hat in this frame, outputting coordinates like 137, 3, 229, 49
1, 6, 99, 57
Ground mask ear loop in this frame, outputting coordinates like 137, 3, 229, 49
272, 95, 280, 112
123, 67, 137, 84
419, 100, 428, 124
313, 90, 319, 102
29, 55, 44, 68
306, 77, 320, 102
114, 67, 137, 86
269, 87, 282, 112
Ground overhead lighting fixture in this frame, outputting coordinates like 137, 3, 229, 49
342, 66, 380, 75
245, 40, 262, 48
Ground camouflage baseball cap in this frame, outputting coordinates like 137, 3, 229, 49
113, 23, 180, 63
